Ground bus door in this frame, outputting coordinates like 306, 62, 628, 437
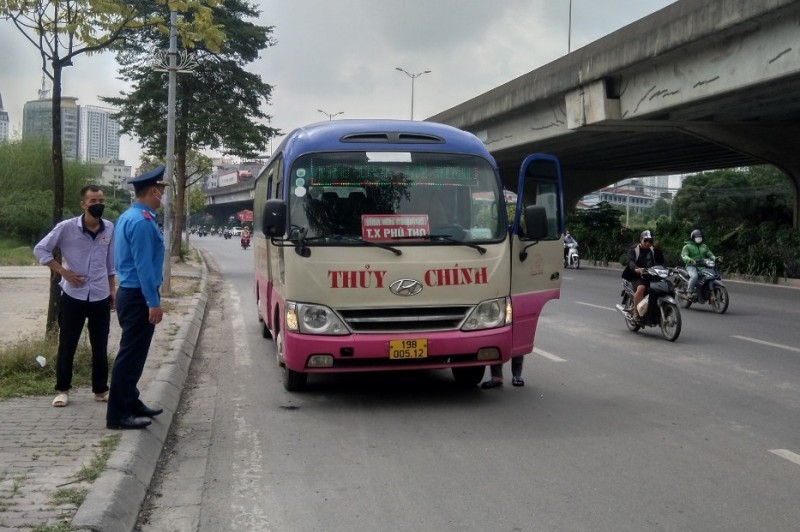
509, 154, 564, 356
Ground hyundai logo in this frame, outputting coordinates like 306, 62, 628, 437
389, 279, 423, 296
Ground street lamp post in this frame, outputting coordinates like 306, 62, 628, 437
153, 10, 197, 293
395, 67, 431, 120
318, 109, 343, 121
568, 0, 573, 53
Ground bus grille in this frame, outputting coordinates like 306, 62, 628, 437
338, 306, 471, 332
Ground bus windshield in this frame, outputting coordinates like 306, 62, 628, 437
288, 152, 505, 243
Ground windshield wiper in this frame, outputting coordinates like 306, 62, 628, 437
392, 234, 487, 255
287, 230, 402, 256
329, 234, 402, 255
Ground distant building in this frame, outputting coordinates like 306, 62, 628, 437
23, 96, 80, 160
91, 157, 132, 189
640, 175, 670, 198
0, 91, 9, 142
581, 182, 656, 214
78, 105, 120, 161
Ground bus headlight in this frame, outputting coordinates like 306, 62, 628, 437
462, 297, 510, 331
286, 302, 349, 335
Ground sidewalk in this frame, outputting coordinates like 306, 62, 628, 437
0, 255, 209, 532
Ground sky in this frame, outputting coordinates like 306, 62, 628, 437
0, 0, 676, 173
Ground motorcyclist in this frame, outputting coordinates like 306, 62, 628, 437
241, 228, 251, 248
563, 230, 577, 267
623, 230, 664, 321
680, 229, 716, 300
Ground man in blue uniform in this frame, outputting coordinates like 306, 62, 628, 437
106, 166, 168, 430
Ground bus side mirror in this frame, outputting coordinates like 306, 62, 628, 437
261, 199, 287, 237
524, 205, 548, 240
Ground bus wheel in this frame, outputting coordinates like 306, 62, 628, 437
276, 331, 307, 391
452, 366, 485, 387
283, 367, 308, 392
256, 297, 272, 339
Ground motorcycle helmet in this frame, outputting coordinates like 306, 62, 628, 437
691, 229, 703, 244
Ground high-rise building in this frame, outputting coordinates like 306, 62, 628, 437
23, 96, 80, 160
78, 105, 120, 161
641, 175, 670, 197
0, 91, 10, 142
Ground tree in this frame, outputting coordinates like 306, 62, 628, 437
2, 0, 224, 332
672, 166, 793, 230
0, 138, 94, 244
103, 0, 279, 257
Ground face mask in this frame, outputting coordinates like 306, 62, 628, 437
87, 203, 105, 219
154, 188, 163, 204
694, 237, 703, 244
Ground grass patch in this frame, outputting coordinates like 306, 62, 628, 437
0, 239, 37, 266
0, 333, 97, 399
74, 434, 120, 483
30, 521, 74, 532
50, 487, 88, 506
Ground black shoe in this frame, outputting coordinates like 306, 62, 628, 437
107, 416, 152, 430
133, 405, 163, 417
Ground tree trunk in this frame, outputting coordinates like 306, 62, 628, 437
46, 62, 66, 334
172, 132, 188, 257
171, 96, 191, 257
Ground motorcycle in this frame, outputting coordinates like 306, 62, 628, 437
615, 265, 682, 341
671, 258, 729, 314
566, 242, 580, 269
223, 229, 232, 240
241, 236, 251, 250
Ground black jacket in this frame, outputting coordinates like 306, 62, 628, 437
622, 244, 664, 280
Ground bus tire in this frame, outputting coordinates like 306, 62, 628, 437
452, 366, 486, 387
283, 367, 308, 392
256, 295, 272, 339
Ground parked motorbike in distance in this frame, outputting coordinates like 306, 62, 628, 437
672, 258, 729, 314
566, 242, 580, 269
615, 265, 682, 341
241, 236, 251, 250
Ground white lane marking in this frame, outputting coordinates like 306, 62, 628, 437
575, 301, 617, 312
732, 335, 800, 354
769, 449, 800, 467
533, 348, 567, 362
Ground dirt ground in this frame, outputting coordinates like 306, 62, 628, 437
0, 269, 200, 385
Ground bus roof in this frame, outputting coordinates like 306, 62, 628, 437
273, 119, 496, 166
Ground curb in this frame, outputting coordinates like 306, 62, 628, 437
71, 253, 209, 532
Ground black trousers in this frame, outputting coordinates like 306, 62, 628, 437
55, 293, 110, 394
106, 287, 155, 422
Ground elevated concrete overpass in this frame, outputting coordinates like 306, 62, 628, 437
204, 180, 254, 225
428, 0, 800, 226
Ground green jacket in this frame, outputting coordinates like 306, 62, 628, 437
681, 240, 715, 266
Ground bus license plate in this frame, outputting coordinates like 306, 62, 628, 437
389, 339, 428, 359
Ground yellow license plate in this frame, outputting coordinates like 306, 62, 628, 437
389, 339, 428, 359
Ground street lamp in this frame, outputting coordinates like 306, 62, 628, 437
318, 109, 343, 121
153, 10, 197, 292
568, 0, 573, 53
395, 67, 431, 120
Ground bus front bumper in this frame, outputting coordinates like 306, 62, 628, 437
281, 327, 513, 373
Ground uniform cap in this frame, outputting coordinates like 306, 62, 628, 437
129, 165, 168, 192
640, 230, 653, 240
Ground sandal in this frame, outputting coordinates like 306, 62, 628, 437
480, 379, 503, 389
52, 393, 69, 407
512, 376, 525, 387
94, 391, 109, 402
